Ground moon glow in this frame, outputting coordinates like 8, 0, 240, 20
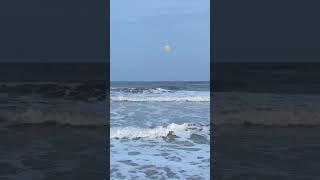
164, 44, 172, 52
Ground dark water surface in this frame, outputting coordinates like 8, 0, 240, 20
213, 63, 320, 179
214, 125, 320, 180
110, 81, 210, 179
0, 63, 107, 180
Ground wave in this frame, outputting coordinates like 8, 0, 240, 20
111, 123, 210, 143
111, 87, 174, 94
0, 82, 105, 101
111, 90, 210, 102
0, 109, 105, 127
214, 92, 320, 127
216, 109, 320, 127
111, 96, 209, 102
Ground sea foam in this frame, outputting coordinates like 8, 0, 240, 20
111, 89, 210, 102
111, 123, 209, 141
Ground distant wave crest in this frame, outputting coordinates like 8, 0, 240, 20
111, 89, 210, 102
0, 82, 105, 101
111, 87, 174, 94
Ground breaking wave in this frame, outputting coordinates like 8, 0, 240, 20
0, 109, 105, 127
111, 87, 174, 94
111, 89, 210, 102
111, 96, 209, 102
111, 123, 210, 143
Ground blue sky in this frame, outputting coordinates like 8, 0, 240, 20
111, 0, 210, 81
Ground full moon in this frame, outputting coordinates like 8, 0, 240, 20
164, 44, 172, 52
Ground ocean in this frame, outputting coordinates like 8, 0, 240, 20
0, 63, 106, 179
110, 81, 210, 179
3, 62, 319, 179
213, 63, 320, 179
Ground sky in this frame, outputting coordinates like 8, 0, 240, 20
0, 0, 105, 63
1, 0, 318, 68
216, 0, 320, 62
111, 0, 210, 81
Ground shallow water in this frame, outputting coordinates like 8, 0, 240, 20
110, 82, 210, 179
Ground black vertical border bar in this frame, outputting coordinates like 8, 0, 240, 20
210, 0, 216, 179
104, 0, 110, 178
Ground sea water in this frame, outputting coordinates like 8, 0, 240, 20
110, 81, 210, 179
0, 63, 106, 179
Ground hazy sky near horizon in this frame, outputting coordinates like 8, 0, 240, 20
111, 0, 210, 81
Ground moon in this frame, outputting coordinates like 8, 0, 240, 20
164, 44, 172, 52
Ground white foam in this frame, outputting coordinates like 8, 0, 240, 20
111, 96, 209, 102
111, 123, 210, 179
111, 123, 209, 140
111, 90, 210, 102
111, 140, 210, 179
